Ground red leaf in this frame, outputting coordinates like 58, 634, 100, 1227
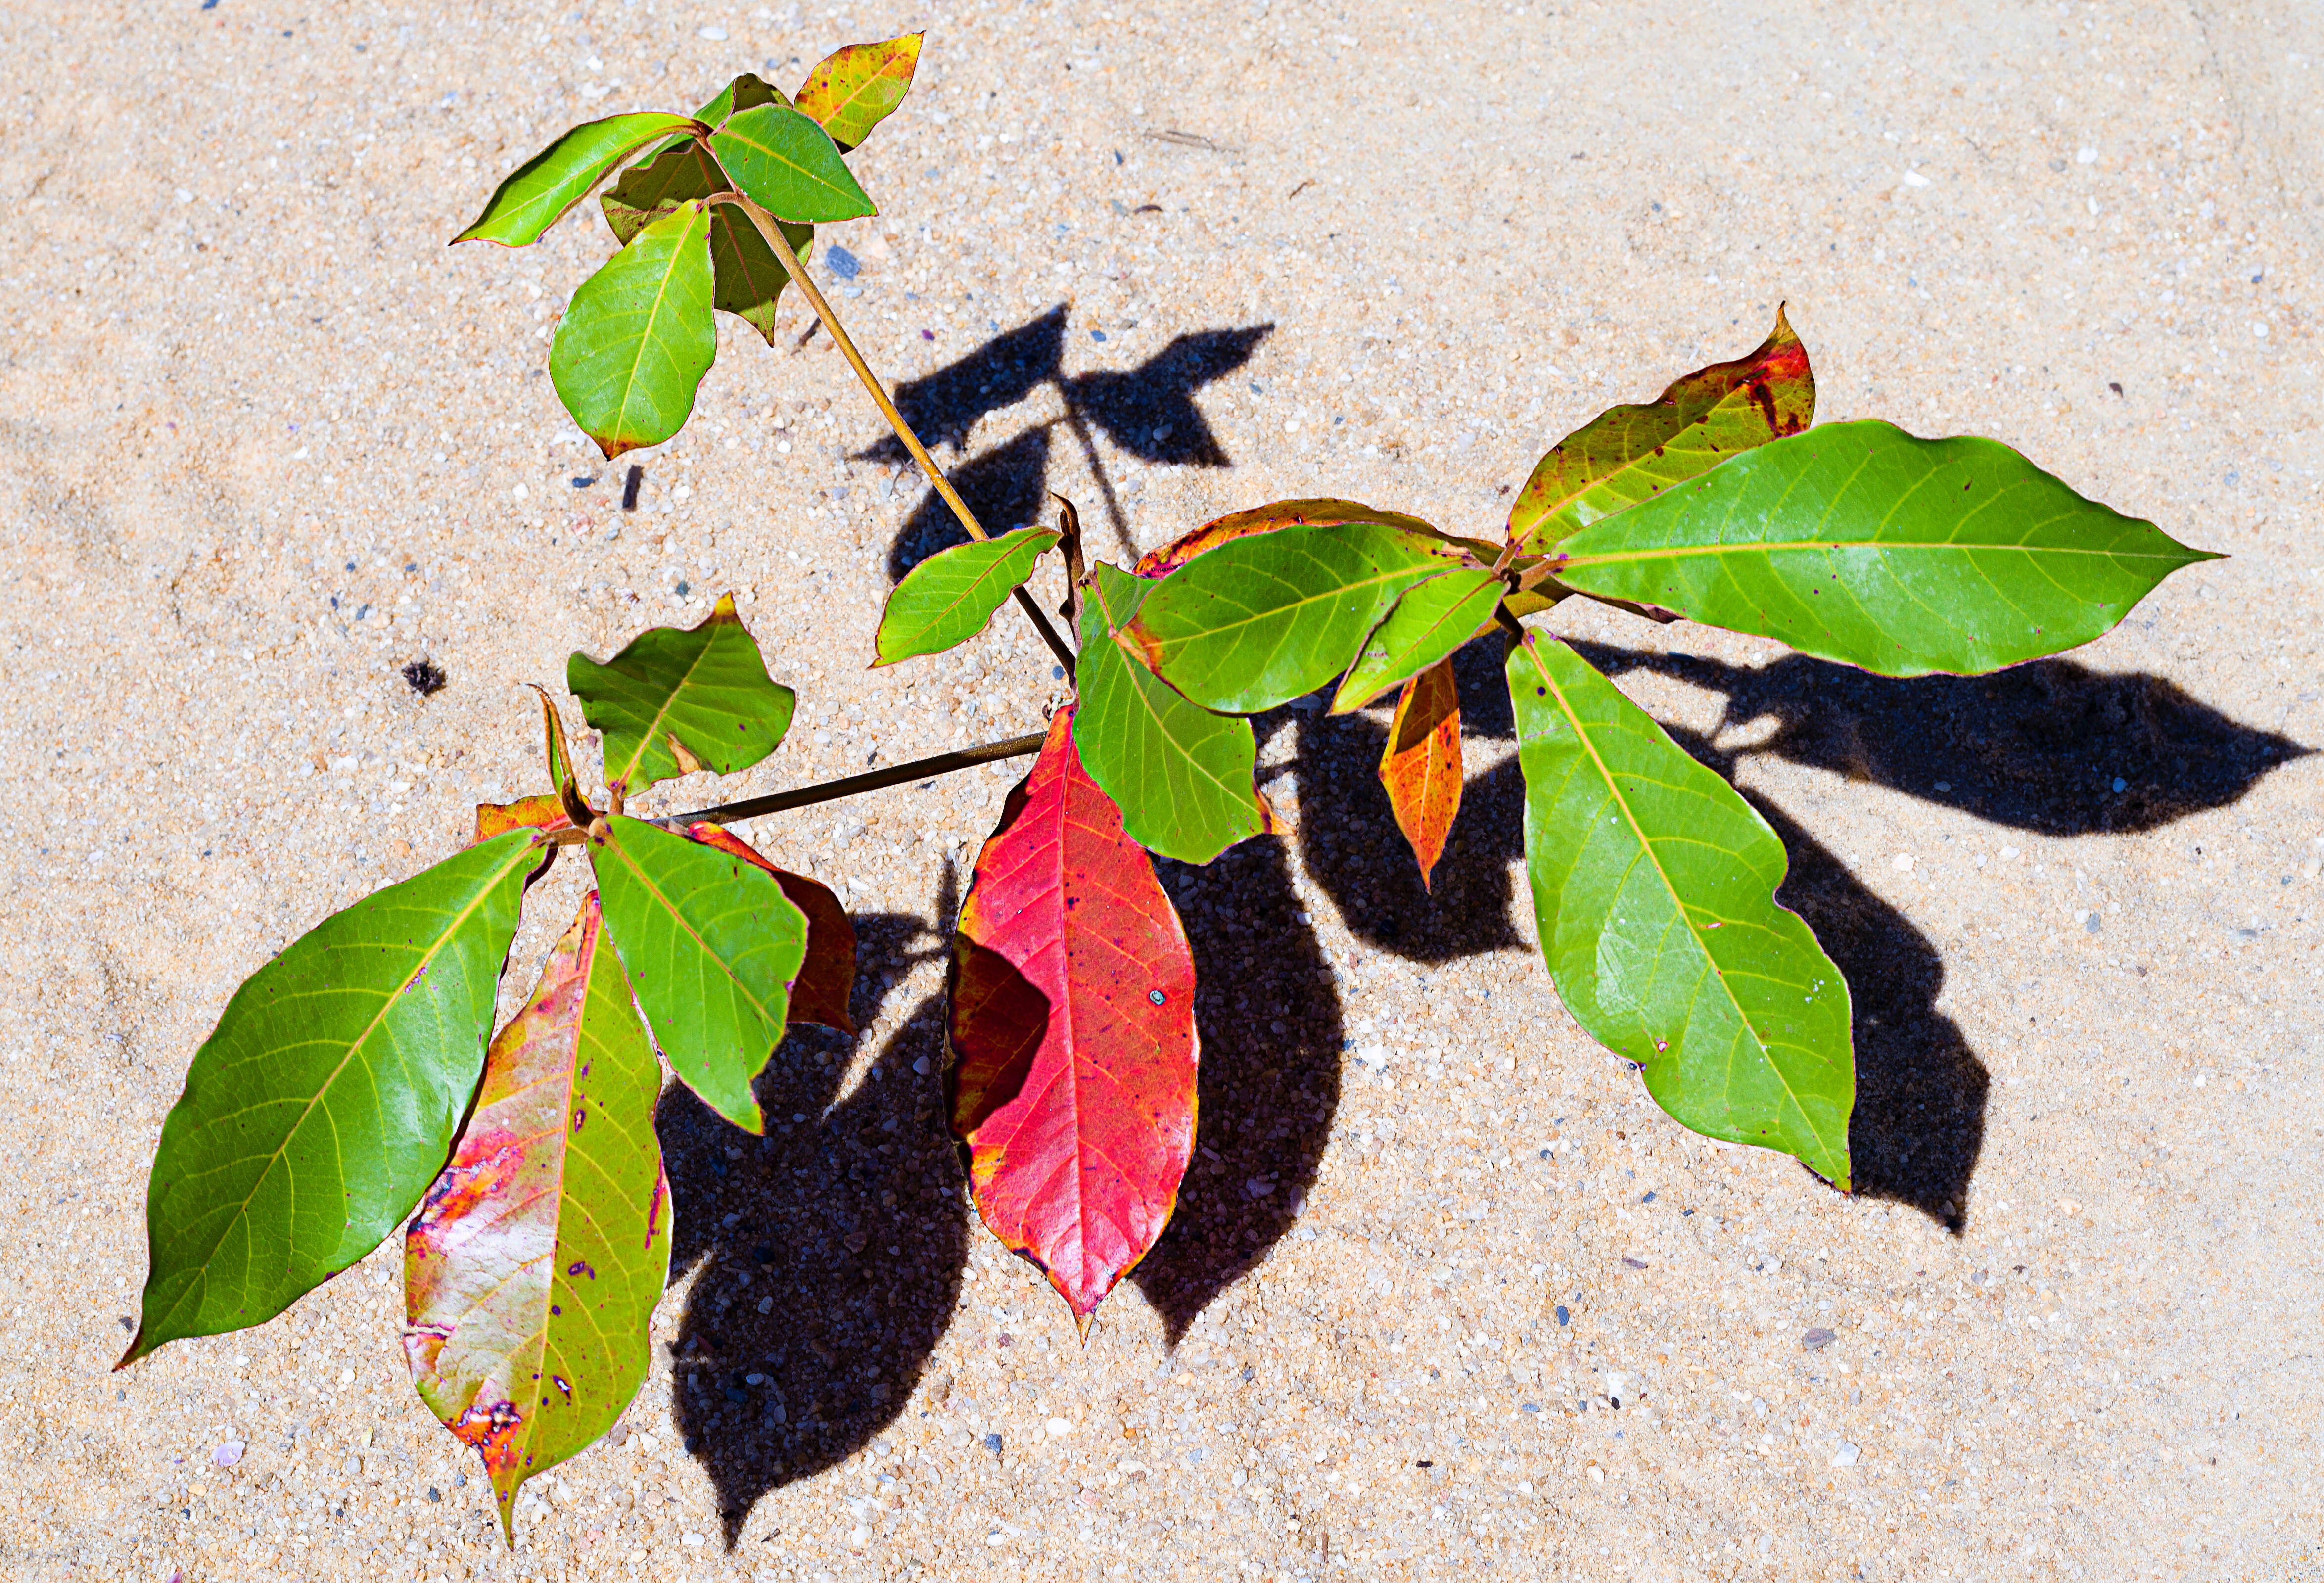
471, 793, 573, 844
948, 707, 1199, 1334
683, 823, 858, 1033
1379, 659, 1462, 889
403, 893, 670, 1536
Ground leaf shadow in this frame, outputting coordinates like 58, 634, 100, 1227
885, 427, 1053, 582
1569, 644, 2310, 837
1135, 743, 1344, 1344
860, 303, 1272, 582
654, 907, 967, 1548
1742, 788, 1989, 1228
1287, 637, 1529, 963
1284, 632, 2304, 1231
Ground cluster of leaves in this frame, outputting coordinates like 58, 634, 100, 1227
121, 31, 2213, 1544
887, 308, 2211, 1196
456, 35, 922, 456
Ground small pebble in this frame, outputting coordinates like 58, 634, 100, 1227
1555, 1305, 1570, 1326
826, 245, 862, 280
1831, 1442, 1862, 1468
1802, 1327, 1837, 1352
212, 1441, 243, 1468
982, 1432, 1005, 1457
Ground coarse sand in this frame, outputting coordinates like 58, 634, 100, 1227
5, 2, 2321, 1580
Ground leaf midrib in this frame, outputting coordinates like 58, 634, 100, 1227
717, 114, 854, 204
1521, 638, 1840, 1168
1522, 381, 1761, 540
1138, 556, 1444, 659
605, 206, 702, 450
888, 532, 1055, 656
1555, 536, 2185, 568
151, 836, 537, 1338
607, 625, 726, 789
600, 826, 784, 1029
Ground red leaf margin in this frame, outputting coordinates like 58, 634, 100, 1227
683, 822, 858, 1034
947, 707, 1200, 1335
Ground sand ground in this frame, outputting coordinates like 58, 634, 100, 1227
4, 1, 2320, 1580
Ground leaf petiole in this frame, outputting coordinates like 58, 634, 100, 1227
533, 729, 1052, 846
725, 190, 1079, 680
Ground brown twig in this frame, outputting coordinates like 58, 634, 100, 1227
649, 731, 1049, 830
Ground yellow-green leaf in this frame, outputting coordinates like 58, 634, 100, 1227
793, 33, 924, 152
454, 113, 703, 247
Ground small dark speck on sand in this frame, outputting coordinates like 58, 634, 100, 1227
402, 659, 446, 696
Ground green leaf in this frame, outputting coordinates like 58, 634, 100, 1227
1543, 420, 2218, 677
1328, 567, 1503, 713
689, 70, 789, 133
122, 831, 541, 1367
453, 113, 703, 247
874, 525, 1060, 666
1074, 564, 1271, 866
567, 593, 796, 797
405, 893, 670, 1542
704, 206, 813, 344
589, 815, 809, 1133
548, 199, 718, 460
793, 33, 925, 152
1124, 522, 1467, 714
1133, 497, 1459, 578
599, 139, 815, 347
600, 141, 727, 245
1506, 632, 1853, 1185
1509, 306, 1814, 553
707, 102, 877, 224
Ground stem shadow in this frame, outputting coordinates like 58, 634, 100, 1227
655, 909, 966, 1549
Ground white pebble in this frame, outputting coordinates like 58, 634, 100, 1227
1892, 853, 1915, 872
1832, 1442, 1862, 1467
1047, 1417, 1072, 1436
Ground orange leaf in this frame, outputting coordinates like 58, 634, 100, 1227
948, 708, 1199, 1335
1378, 659, 1463, 889
682, 823, 858, 1033
470, 793, 572, 844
